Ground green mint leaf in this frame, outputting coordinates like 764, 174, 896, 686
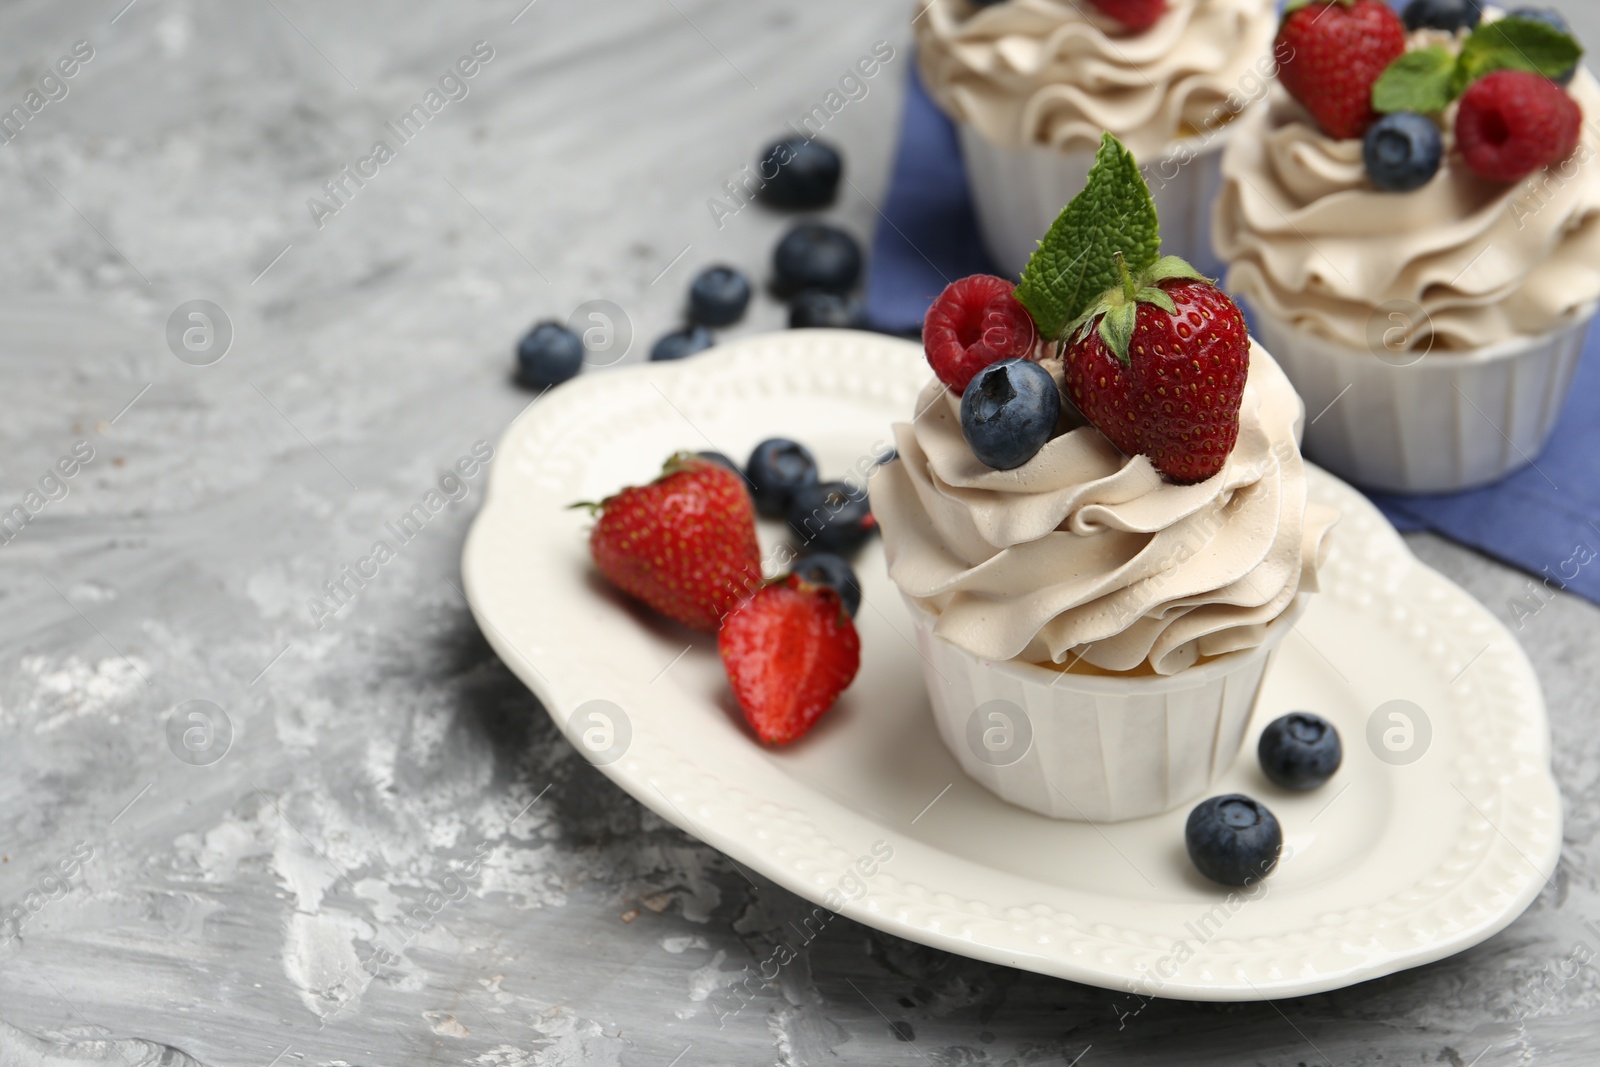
1015, 132, 1161, 340
1373, 47, 1458, 114
1097, 302, 1138, 365
1455, 17, 1584, 93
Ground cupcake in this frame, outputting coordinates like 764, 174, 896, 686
914, 0, 1281, 279
1213, 3, 1600, 492
870, 134, 1337, 823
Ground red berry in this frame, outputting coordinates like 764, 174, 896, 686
1087, 0, 1168, 32
718, 575, 861, 745
1456, 70, 1583, 184
1063, 280, 1250, 484
1276, 0, 1406, 140
587, 455, 763, 633
923, 274, 1038, 395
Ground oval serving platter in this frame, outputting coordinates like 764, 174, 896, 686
462, 329, 1561, 1001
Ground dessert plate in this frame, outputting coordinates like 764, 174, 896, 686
461, 330, 1561, 1001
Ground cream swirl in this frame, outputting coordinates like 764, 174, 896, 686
870, 344, 1337, 675
1215, 71, 1600, 351
913, 0, 1280, 159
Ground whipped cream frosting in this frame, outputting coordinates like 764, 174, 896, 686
1215, 65, 1600, 351
913, 0, 1280, 159
871, 344, 1337, 676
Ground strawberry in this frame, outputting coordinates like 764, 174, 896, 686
1061, 255, 1250, 484
1088, 0, 1168, 32
718, 574, 860, 745
582, 453, 762, 633
1456, 70, 1583, 184
923, 274, 1038, 395
1276, 0, 1406, 140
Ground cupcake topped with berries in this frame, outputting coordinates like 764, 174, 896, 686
916, 0, 1283, 276
872, 134, 1337, 675
1215, 1, 1599, 352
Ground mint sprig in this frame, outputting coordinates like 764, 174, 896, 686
1373, 16, 1584, 116
1014, 132, 1161, 340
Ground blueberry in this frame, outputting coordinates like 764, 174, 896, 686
1363, 112, 1443, 193
1507, 8, 1579, 83
696, 451, 741, 474
1257, 712, 1342, 791
1402, 0, 1481, 32
959, 358, 1060, 470
746, 438, 819, 518
757, 137, 843, 210
793, 552, 862, 617
1184, 795, 1283, 887
788, 481, 876, 554
789, 289, 866, 329
689, 265, 752, 327
516, 321, 585, 389
650, 325, 715, 361
773, 224, 863, 296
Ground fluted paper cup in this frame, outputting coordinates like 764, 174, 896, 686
958, 120, 1240, 281
1251, 304, 1595, 494
907, 595, 1307, 823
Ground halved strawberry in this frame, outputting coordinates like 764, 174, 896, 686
718, 575, 860, 745
582, 453, 762, 632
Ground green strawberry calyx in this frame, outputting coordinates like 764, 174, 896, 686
1062, 252, 1210, 366
569, 451, 714, 514
1372, 16, 1584, 116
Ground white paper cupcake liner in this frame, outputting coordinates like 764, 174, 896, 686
907, 595, 1307, 823
1250, 305, 1595, 494
958, 120, 1240, 281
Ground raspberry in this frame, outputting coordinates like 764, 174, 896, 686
1456, 70, 1583, 184
1087, 0, 1168, 32
922, 275, 1037, 394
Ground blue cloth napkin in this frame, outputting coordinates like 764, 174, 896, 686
863, 63, 1600, 606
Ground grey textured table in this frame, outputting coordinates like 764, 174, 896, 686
3, 1, 1599, 1064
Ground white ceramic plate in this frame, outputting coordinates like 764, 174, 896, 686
462, 330, 1561, 1002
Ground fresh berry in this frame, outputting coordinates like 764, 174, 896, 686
1185, 795, 1283, 887
696, 451, 741, 474
773, 223, 863, 296
1363, 112, 1444, 192
787, 481, 876, 554
719, 574, 861, 745
1064, 261, 1249, 483
923, 275, 1038, 394
1087, 0, 1167, 32
689, 266, 752, 326
960, 358, 1060, 471
516, 321, 584, 389
1277, 0, 1406, 140
746, 438, 819, 518
650, 325, 715, 361
584, 454, 763, 633
793, 552, 861, 617
1456, 69, 1582, 183
1257, 713, 1343, 791
757, 137, 843, 210
790, 289, 866, 329
1402, 0, 1481, 32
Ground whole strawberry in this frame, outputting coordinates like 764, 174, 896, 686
1277, 0, 1406, 140
719, 574, 860, 745
1088, 0, 1168, 32
1062, 255, 1250, 484
1456, 70, 1582, 184
582, 453, 762, 632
